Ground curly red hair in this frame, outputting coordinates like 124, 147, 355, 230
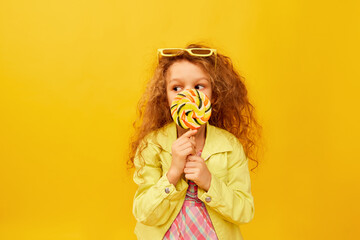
128, 43, 262, 172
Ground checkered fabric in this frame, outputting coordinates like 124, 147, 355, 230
163, 175, 219, 239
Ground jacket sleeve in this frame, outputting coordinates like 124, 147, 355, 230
197, 138, 255, 225
132, 139, 188, 226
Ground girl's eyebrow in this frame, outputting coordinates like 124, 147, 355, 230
169, 78, 180, 83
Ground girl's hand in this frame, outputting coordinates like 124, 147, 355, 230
184, 155, 212, 192
167, 129, 197, 185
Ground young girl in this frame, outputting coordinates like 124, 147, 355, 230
129, 43, 261, 240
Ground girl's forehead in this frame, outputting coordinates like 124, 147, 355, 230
166, 60, 210, 81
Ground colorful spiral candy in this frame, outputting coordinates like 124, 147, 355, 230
170, 89, 212, 130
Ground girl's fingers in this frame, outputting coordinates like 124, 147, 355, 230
184, 161, 198, 168
176, 137, 196, 149
178, 142, 193, 151
184, 167, 196, 174
189, 138, 196, 147
177, 138, 188, 147
181, 147, 196, 156
181, 129, 198, 139
187, 155, 203, 162
185, 173, 196, 181
179, 143, 196, 154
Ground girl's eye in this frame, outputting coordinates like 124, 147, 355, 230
173, 86, 182, 91
195, 85, 204, 90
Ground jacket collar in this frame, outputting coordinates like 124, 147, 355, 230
155, 121, 233, 161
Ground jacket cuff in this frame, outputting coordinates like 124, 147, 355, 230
158, 171, 188, 200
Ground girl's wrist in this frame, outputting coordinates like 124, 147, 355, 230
203, 173, 212, 192
167, 166, 182, 186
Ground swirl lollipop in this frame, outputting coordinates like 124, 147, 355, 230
170, 89, 212, 130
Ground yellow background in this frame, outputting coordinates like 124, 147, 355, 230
1, 0, 359, 239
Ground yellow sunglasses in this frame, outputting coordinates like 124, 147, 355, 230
157, 48, 217, 69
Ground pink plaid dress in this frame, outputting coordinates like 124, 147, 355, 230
163, 151, 218, 240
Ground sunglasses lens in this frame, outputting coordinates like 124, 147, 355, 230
162, 49, 183, 55
189, 49, 212, 55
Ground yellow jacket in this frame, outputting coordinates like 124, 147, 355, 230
132, 122, 255, 240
